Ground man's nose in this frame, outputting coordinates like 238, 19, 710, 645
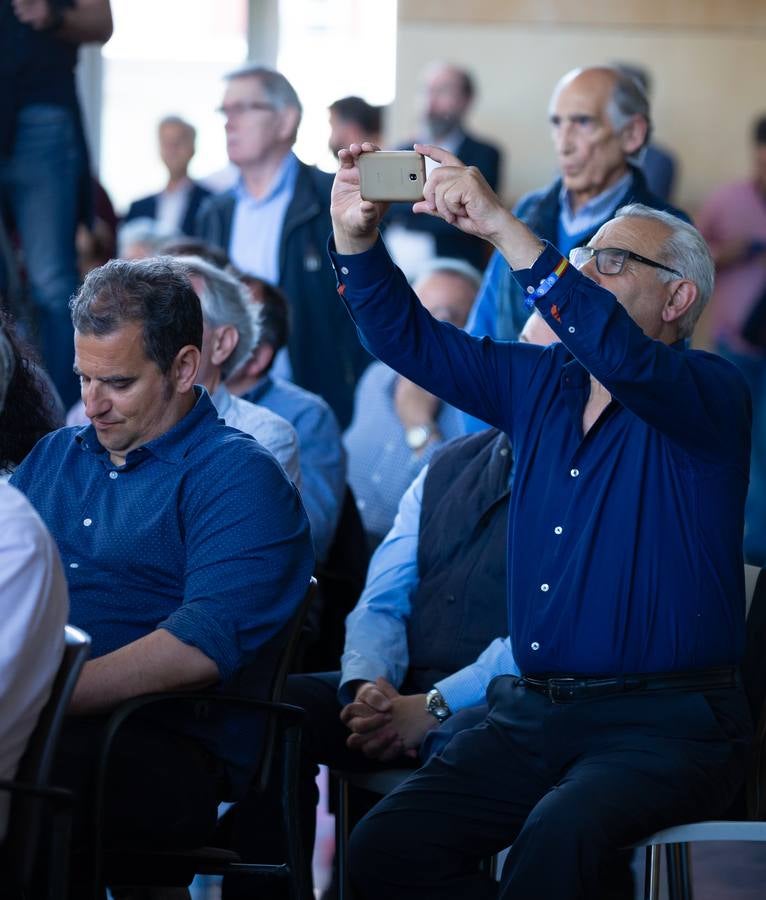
83, 382, 109, 417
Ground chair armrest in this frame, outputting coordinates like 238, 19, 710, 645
0, 779, 73, 806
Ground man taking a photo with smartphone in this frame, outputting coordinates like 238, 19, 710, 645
327, 140, 752, 900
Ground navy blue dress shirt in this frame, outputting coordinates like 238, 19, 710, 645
11, 389, 314, 773
330, 237, 751, 676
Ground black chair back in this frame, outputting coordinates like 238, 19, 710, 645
0, 624, 91, 890
743, 568, 766, 818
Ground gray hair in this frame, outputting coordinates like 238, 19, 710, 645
605, 66, 652, 161
158, 115, 196, 142
224, 65, 302, 133
411, 257, 483, 292
0, 328, 15, 415
118, 218, 179, 259
177, 256, 262, 377
614, 203, 715, 339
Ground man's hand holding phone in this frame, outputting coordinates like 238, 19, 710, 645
332, 142, 391, 255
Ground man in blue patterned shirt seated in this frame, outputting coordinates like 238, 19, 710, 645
10, 256, 314, 880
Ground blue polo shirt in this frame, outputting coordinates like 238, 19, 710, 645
11, 389, 314, 773
330, 236, 751, 676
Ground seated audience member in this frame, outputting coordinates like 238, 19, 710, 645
10, 257, 313, 884
0, 311, 60, 480
329, 139, 752, 900
227, 275, 346, 563
124, 116, 211, 237
220, 312, 560, 900
181, 256, 301, 483
697, 114, 766, 566
328, 96, 383, 159
385, 62, 503, 276
0, 330, 68, 842
457, 64, 689, 435
344, 258, 480, 543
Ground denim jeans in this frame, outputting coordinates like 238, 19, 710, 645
718, 345, 766, 565
0, 103, 83, 407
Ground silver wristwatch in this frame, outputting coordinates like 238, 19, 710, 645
425, 687, 452, 722
405, 424, 434, 452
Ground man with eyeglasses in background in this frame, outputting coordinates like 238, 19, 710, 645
195, 65, 369, 430
327, 142, 752, 900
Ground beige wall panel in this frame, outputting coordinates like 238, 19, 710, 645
399, 0, 766, 30
388, 22, 766, 217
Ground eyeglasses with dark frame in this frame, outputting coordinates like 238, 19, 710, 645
568, 246, 684, 280
216, 102, 277, 118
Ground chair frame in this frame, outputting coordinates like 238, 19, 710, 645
0, 624, 91, 900
87, 579, 317, 900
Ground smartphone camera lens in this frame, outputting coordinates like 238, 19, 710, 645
408, 173, 417, 181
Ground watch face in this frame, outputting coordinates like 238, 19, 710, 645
406, 425, 431, 451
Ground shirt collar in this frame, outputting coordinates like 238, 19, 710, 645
75, 387, 219, 467
245, 374, 273, 404
559, 170, 633, 226
234, 151, 299, 205
211, 383, 233, 417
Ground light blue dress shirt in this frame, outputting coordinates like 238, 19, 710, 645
229, 152, 299, 282
244, 375, 346, 563
339, 466, 517, 710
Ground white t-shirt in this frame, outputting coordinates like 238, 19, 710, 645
0, 484, 69, 841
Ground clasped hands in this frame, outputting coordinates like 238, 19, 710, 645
339, 676, 438, 763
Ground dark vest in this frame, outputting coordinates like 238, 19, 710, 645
402, 429, 512, 694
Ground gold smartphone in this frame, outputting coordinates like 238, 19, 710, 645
358, 150, 427, 202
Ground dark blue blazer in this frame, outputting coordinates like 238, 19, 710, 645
125, 181, 212, 236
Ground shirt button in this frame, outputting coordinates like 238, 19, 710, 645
526, 286, 535, 295
371, 473, 382, 484
531, 641, 540, 651
568, 326, 576, 333
83, 518, 92, 527
570, 468, 579, 477
500, 448, 509, 456
554, 526, 563, 535
340, 266, 349, 275
69, 562, 79, 569
109, 471, 118, 480
540, 583, 549, 592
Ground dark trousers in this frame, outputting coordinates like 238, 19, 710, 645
349, 674, 752, 900
221, 671, 485, 898
49, 715, 222, 898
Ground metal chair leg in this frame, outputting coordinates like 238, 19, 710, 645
644, 844, 661, 900
666, 842, 693, 900
336, 775, 350, 900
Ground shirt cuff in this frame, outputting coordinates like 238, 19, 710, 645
435, 668, 491, 714
328, 234, 395, 293
159, 606, 238, 681
509, 241, 580, 321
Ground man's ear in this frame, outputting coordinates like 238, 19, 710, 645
662, 280, 698, 327
210, 324, 239, 368
173, 344, 201, 393
276, 107, 300, 144
619, 115, 649, 158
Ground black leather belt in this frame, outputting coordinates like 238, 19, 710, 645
521, 667, 738, 704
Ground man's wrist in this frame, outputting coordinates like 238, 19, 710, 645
425, 687, 452, 722
333, 227, 379, 256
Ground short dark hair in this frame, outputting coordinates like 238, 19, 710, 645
236, 273, 290, 354
158, 236, 231, 269
329, 96, 382, 134
753, 115, 766, 146
69, 257, 203, 374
